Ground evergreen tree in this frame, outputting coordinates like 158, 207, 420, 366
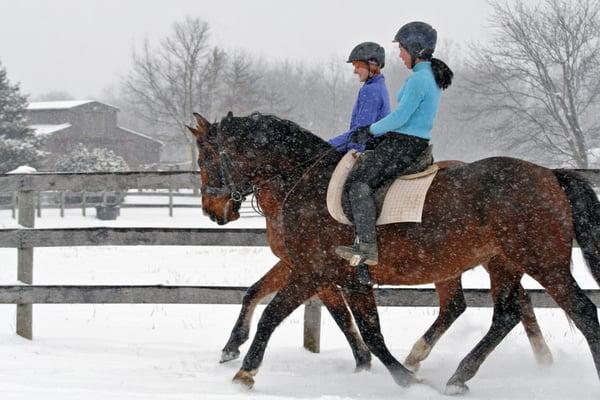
0, 61, 45, 173
54, 143, 130, 172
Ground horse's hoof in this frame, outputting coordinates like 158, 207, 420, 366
232, 370, 255, 389
354, 361, 371, 372
405, 338, 430, 372
444, 381, 469, 395
220, 349, 240, 363
535, 350, 554, 366
392, 370, 414, 387
533, 346, 554, 366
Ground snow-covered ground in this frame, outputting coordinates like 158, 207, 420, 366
0, 206, 598, 399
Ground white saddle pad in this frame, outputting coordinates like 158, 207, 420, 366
327, 150, 438, 225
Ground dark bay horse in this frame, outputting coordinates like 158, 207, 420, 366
189, 111, 600, 394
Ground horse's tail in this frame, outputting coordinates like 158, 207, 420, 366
553, 169, 600, 285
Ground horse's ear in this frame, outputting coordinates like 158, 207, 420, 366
226, 111, 234, 119
186, 125, 203, 141
193, 112, 211, 135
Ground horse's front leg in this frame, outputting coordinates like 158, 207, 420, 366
343, 287, 415, 387
232, 274, 316, 389
319, 284, 371, 371
404, 278, 467, 372
221, 261, 291, 363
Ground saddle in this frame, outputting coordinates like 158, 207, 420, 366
327, 145, 440, 225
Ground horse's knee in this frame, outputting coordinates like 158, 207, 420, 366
492, 293, 521, 329
445, 294, 467, 321
242, 285, 261, 306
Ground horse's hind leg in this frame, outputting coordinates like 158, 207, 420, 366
405, 277, 466, 372
531, 270, 600, 380
221, 261, 291, 363
319, 284, 371, 371
445, 260, 522, 394
405, 275, 552, 373
518, 285, 553, 365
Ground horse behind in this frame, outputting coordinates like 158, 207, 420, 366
189, 111, 600, 394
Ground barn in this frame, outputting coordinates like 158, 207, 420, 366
26, 100, 163, 169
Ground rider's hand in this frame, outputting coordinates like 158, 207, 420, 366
348, 126, 374, 144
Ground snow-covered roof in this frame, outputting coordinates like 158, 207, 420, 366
27, 100, 119, 111
30, 123, 72, 136
7, 165, 37, 174
118, 126, 164, 145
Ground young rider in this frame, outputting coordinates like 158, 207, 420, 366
328, 42, 390, 153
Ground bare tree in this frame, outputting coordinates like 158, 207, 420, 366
322, 57, 348, 134
220, 51, 263, 115
464, 0, 600, 167
122, 17, 226, 168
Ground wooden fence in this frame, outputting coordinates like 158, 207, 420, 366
0, 189, 244, 218
0, 171, 599, 353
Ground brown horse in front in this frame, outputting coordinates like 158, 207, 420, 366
189, 112, 600, 394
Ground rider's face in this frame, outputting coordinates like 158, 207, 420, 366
353, 62, 370, 82
399, 46, 412, 69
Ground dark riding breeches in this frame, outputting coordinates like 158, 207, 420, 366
345, 133, 430, 244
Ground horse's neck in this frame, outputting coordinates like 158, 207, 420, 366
256, 179, 288, 218
255, 153, 338, 218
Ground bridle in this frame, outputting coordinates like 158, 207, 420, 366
199, 121, 255, 205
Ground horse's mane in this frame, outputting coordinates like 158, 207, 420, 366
219, 112, 335, 166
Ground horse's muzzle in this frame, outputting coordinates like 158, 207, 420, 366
208, 212, 228, 225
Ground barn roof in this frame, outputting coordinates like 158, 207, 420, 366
30, 123, 72, 136
117, 127, 163, 145
27, 100, 119, 111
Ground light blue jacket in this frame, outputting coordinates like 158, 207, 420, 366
370, 61, 440, 140
328, 74, 390, 152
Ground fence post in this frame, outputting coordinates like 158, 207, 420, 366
82, 192, 86, 216
11, 192, 16, 219
36, 191, 41, 218
303, 298, 321, 353
168, 182, 174, 217
17, 188, 35, 340
60, 191, 65, 218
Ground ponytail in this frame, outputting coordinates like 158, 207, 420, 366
430, 58, 453, 90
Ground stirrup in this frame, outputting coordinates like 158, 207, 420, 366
335, 244, 378, 266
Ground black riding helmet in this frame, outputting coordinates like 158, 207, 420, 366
393, 21, 437, 60
347, 42, 385, 68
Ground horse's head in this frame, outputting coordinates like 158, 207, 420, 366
187, 112, 248, 225
188, 111, 333, 225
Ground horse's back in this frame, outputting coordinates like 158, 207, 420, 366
428, 156, 573, 252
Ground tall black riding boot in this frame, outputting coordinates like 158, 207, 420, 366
335, 182, 379, 266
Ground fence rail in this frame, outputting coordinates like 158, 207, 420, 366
0, 227, 269, 248
1, 170, 599, 352
0, 285, 598, 307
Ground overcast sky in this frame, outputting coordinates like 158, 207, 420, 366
0, 0, 492, 98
